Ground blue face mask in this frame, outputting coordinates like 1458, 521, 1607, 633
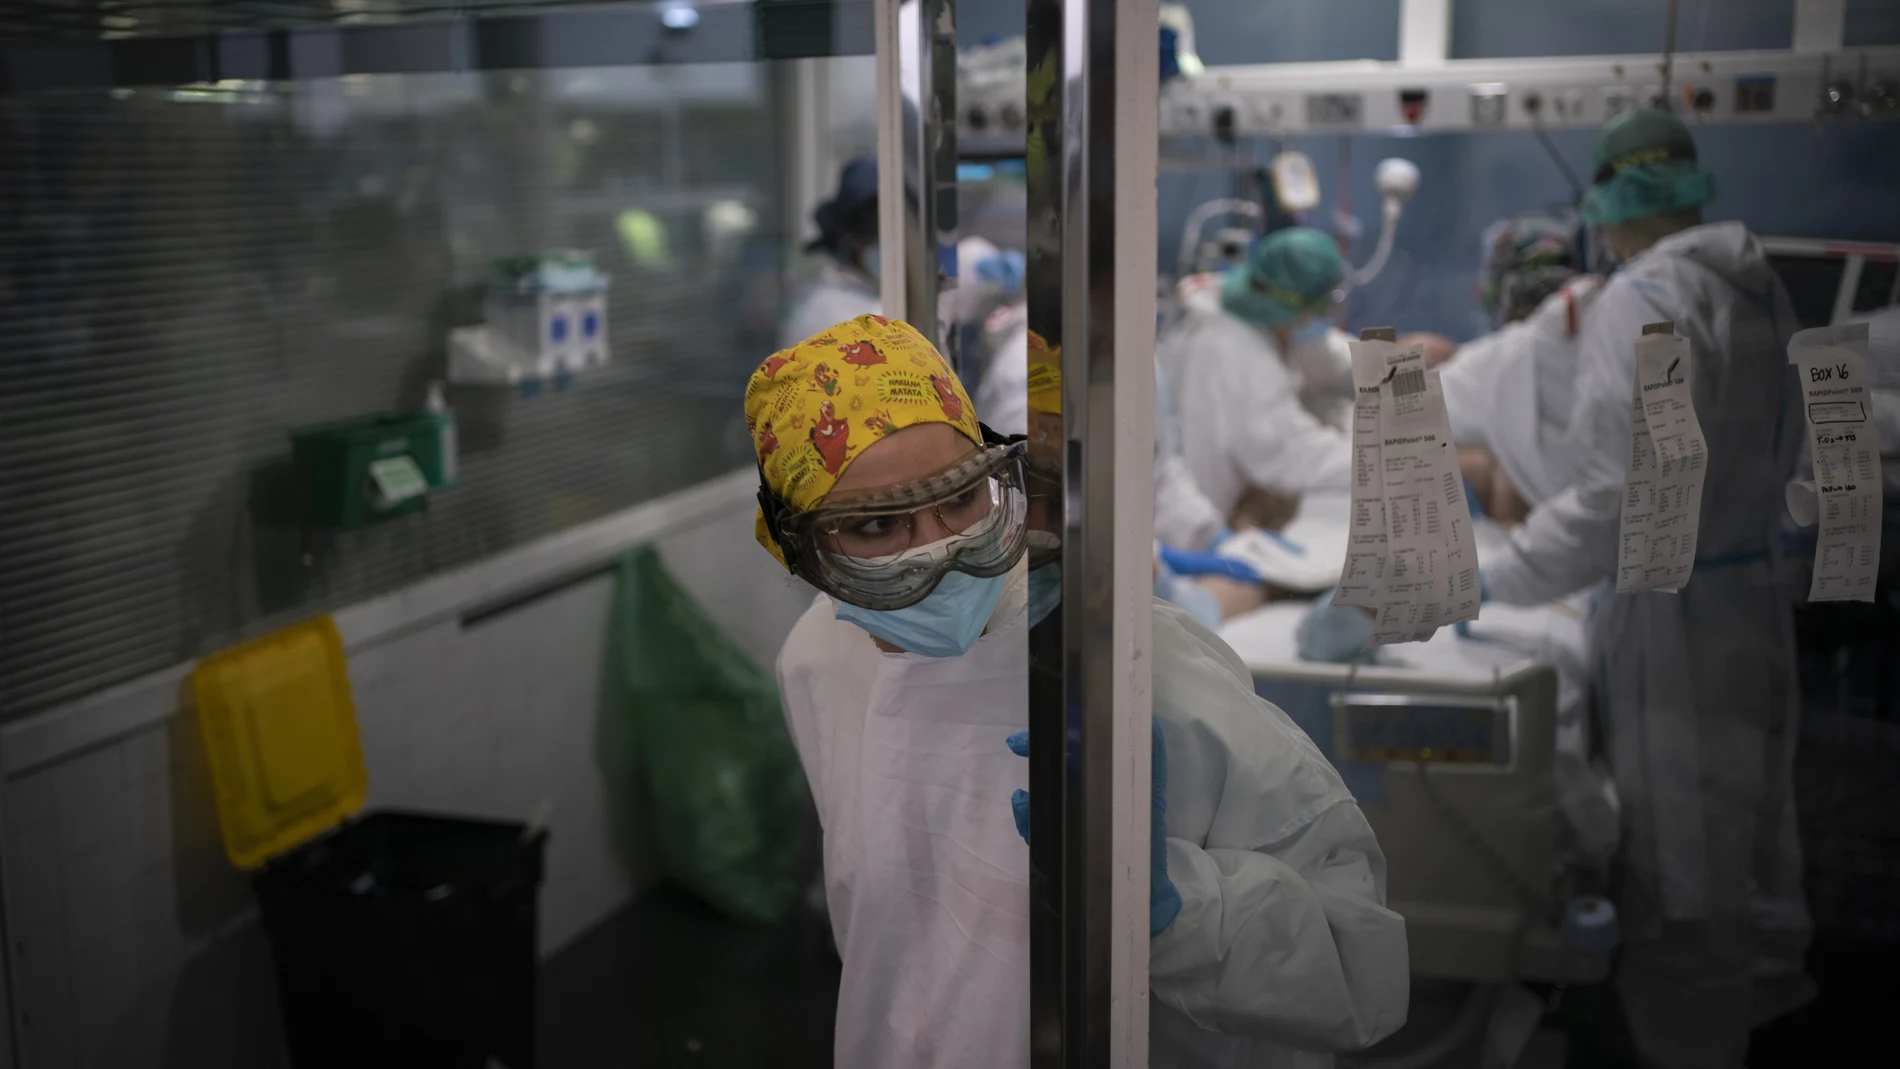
1291, 316, 1331, 346
833, 569, 1006, 657
1028, 564, 1061, 627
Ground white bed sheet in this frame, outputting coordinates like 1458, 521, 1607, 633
1217, 516, 1617, 866
1218, 594, 1590, 683
1219, 498, 1594, 687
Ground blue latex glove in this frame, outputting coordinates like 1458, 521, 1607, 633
1295, 589, 1374, 662
1156, 543, 1262, 584
975, 250, 1027, 298
1154, 563, 1225, 629
1007, 719, 1182, 936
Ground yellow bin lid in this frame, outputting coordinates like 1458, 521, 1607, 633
190, 616, 367, 870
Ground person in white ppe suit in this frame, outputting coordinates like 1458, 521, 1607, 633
781, 158, 882, 349
1158, 227, 1354, 527
976, 301, 1030, 437
1173, 263, 1360, 433
1153, 358, 1230, 553
988, 307, 1226, 553
987, 302, 1234, 620
1151, 358, 1243, 626
1863, 306, 1900, 512
1440, 215, 1604, 521
967, 244, 1031, 438
1478, 109, 1811, 1069
752, 315, 1407, 1069
1282, 313, 1358, 433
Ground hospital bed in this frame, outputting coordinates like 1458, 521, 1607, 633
1216, 494, 1615, 987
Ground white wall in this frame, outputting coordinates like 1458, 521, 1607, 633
0, 471, 813, 1069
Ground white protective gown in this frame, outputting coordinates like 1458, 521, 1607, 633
1863, 306, 1900, 503
1480, 222, 1810, 1069
981, 309, 1226, 552
1284, 327, 1358, 433
777, 580, 1408, 1069
782, 258, 882, 350
1440, 276, 1605, 507
1155, 358, 1230, 551
974, 302, 1030, 438
1157, 303, 1354, 519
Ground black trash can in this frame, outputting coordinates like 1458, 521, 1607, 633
254, 810, 547, 1069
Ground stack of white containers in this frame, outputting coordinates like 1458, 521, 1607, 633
450, 251, 610, 386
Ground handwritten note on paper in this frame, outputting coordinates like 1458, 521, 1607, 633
1790, 323, 1881, 602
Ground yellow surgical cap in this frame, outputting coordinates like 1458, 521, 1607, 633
745, 314, 982, 564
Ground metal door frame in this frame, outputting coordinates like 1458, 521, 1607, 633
1024, 0, 1159, 1063
874, 0, 1157, 1060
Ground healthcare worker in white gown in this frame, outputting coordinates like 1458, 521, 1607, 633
989, 315, 1231, 621
781, 158, 883, 349
983, 296, 1229, 576
1439, 215, 1603, 514
752, 315, 1407, 1069
1158, 227, 1354, 524
1478, 110, 1811, 1069
1173, 266, 1359, 435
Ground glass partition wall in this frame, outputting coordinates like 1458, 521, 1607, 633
0, 6, 878, 1068
0, 6, 873, 718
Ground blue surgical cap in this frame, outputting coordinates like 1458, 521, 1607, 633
976, 249, 1026, 298
812, 158, 879, 247
1220, 226, 1344, 328
1580, 109, 1718, 226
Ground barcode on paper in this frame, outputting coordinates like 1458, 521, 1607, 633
1390, 369, 1426, 397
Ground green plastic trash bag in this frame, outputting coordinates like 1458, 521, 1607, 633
607, 545, 812, 925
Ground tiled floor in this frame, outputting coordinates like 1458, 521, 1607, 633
538, 884, 840, 1068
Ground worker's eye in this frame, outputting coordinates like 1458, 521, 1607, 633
831, 515, 909, 556
845, 515, 901, 540
937, 483, 993, 531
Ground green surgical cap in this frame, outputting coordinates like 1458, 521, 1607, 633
1581, 108, 1718, 226
1220, 226, 1344, 328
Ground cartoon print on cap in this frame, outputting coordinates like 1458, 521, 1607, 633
839, 340, 887, 367
876, 371, 935, 406
744, 313, 984, 540
930, 373, 964, 423
811, 400, 851, 474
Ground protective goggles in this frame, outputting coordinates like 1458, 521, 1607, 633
759, 431, 1029, 610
